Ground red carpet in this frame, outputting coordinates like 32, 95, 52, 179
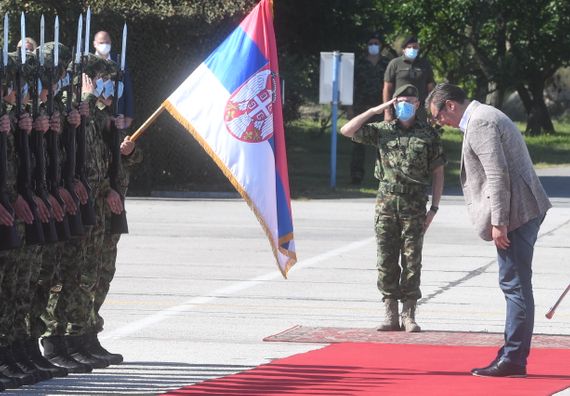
164, 343, 570, 395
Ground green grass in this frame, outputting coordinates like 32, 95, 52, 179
285, 118, 570, 199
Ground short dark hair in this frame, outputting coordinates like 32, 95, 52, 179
425, 83, 467, 116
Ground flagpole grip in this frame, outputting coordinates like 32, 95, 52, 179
129, 103, 166, 142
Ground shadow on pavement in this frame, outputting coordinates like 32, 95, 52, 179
0, 362, 254, 395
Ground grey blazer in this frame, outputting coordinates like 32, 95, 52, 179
460, 101, 551, 241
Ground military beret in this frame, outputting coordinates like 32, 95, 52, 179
392, 84, 419, 99
402, 36, 418, 48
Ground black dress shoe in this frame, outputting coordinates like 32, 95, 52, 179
472, 360, 526, 378
470, 358, 499, 374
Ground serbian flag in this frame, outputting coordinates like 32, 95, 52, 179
163, 0, 296, 277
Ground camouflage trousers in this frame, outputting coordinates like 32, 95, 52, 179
31, 242, 64, 339
375, 190, 427, 302
0, 225, 42, 345
89, 230, 121, 334
45, 193, 106, 337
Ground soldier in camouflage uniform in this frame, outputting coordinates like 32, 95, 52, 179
24, 42, 84, 378
86, 95, 142, 364
41, 54, 115, 371
341, 84, 445, 332
0, 52, 49, 386
349, 32, 390, 185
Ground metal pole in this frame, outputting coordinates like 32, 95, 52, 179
330, 51, 341, 189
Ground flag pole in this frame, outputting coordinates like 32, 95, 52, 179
129, 102, 166, 142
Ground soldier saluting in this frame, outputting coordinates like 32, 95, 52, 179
341, 84, 445, 333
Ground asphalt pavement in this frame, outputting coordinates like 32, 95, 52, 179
5, 168, 570, 395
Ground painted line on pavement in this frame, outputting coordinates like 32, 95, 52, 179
102, 237, 375, 340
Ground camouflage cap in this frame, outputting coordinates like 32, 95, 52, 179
392, 84, 419, 99
102, 58, 119, 80
8, 50, 38, 85
36, 42, 72, 70
82, 53, 109, 78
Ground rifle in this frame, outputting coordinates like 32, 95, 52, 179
31, 19, 58, 243
0, 13, 22, 250
75, 10, 96, 226
108, 23, 129, 234
61, 40, 84, 236
15, 12, 44, 244
45, 21, 71, 241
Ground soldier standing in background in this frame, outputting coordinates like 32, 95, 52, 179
349, 32, 390, 185
383, 36, 435, 122
341, 84, 445, 333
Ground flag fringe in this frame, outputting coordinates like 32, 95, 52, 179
163, 99, 297, 279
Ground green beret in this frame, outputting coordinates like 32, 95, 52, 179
392, 84, 419, 99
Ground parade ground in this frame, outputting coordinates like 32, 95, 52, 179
6, 169, 570, 395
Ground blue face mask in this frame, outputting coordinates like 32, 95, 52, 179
94, 78, 104, 97
394, 101, 416, 121
404, 47, 418, 60
102, 80, 115, 99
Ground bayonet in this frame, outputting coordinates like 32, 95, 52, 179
84, 7, 91, 56
20, 12, 25, 64
120, 23, 127, 71
75, 14, 82, 64
54, 15, 59, 67
39, 15, 45, 66
3, 13, 8, 67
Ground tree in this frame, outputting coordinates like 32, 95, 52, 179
387, 0, 570, 135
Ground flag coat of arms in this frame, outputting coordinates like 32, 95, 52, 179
163, 0, 296, 277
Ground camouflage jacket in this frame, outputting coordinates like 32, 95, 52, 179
352, 119, 446, 186
353, 55, 390, 114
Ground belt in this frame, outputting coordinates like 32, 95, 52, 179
379, 182, 426, 194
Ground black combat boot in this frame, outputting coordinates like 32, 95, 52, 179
0, 345, 37, 385
11, 340, 52, 381
0, 368, 20, 390
25, 338, 68, 377
41, 336, 93, 373
65, 335, 109, 369
85, 332, 123, 365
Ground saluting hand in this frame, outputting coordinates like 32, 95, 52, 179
82, 73, 95, 95
14, 195, 33, 224
0, 203, 14, 226
106, 189, 123, 215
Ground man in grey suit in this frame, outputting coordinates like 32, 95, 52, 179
425, 83, 552, 378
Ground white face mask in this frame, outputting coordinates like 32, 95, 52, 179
95, 43, 111, 56
368, 44, 380, 56
404, 47, 419, 60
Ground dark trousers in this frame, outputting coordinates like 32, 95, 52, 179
495, 215, 544, 367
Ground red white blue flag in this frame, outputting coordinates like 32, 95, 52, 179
163, 0, 297, 277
